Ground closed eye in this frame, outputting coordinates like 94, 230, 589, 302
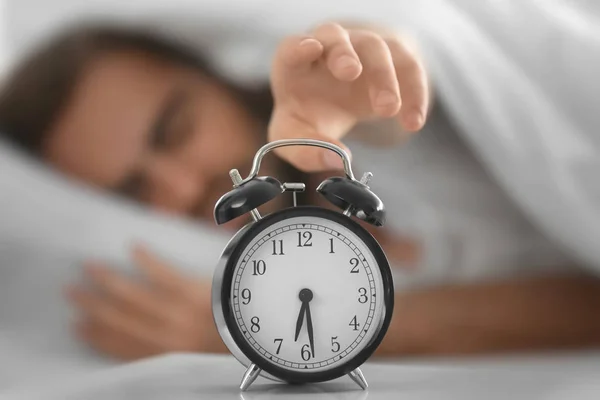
116, 171, 149, 201
150, 88, 193, 152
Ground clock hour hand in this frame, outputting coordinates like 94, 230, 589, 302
295, 288, 314, 351
294, 302, 306, 342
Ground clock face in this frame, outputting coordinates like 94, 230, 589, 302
222, 207, 392, 382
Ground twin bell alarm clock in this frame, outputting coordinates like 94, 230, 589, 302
211, 139, 394, 391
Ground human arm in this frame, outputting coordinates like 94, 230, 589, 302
68, 247, 600, 359
378, 272, 600, 356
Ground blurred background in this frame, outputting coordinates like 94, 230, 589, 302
1, 0, 600, 396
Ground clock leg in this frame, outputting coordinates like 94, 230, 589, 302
239, 363, 261, 391
348, 367, 368, 390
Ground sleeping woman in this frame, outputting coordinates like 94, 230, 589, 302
1, 19, 599, 361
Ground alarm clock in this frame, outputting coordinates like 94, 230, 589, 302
212, 139, 394, 391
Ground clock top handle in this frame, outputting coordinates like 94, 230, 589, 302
213, 138, 385, 226
237, 139, 356, 185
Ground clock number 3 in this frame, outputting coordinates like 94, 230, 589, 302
358, 287, 368, 304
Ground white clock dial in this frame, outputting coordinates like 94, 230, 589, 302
231, 215, 385, 372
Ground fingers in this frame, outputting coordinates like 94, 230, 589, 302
76, 319, 151, 361
274, 36, 323, 69
68, 250, 217, 360
132, 245, 189, 294
385, 37, 429, 131
312, 23, 362, 81
81, 262, 169, 322
66, 285, 159, 348
349, 30, 401, 117
133, 245, 210, 306
268, 108, 352, 173
273, 23, 360, 84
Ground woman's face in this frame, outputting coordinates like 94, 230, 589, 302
44, 50, 266, 226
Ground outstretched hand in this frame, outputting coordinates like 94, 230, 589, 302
269, 22, 430, 172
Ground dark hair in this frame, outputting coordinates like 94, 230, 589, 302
0, 23, 273, 155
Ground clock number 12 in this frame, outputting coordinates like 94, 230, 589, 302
297, 231, 313, 247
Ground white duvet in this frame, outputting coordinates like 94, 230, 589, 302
0, 140, 230, 391
2, 0, 600, 392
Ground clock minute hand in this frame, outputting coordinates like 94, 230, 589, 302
294, 302, 306, 342
305, 301, 315, 358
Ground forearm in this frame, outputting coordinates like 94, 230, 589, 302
377, 272, 600, 356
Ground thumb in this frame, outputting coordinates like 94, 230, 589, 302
268, 108, 352, 173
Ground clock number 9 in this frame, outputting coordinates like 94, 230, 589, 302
241, 289, 251, 305
250, 317, 260, 333
252, 260, 266, 276
358, 287, 368, 304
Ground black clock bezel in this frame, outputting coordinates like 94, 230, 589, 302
220, 206, 394, 384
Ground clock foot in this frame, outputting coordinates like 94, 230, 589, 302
240, 363, 261, 391
348, 367, 368, 390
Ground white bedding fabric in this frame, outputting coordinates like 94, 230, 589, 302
2, 0, 600, 391
0, 140, 230, 391
3, 0, 597, 274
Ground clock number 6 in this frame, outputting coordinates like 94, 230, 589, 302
301, 344, 313, 361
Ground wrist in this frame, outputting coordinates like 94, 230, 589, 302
269, 104, 358, 143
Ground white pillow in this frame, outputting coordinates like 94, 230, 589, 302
0, 139, 231, 390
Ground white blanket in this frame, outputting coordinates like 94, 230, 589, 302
4, 0, 600, 274
3, 0, 600, 391
0, 140, 230, 390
